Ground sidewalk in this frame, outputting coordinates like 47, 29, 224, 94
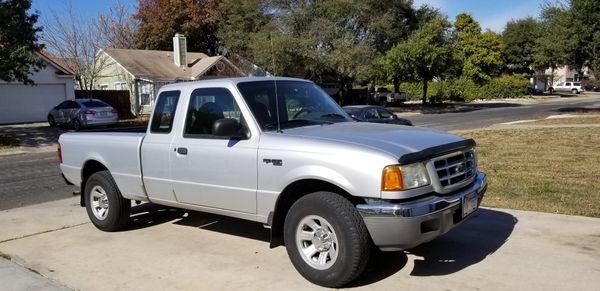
1, 197, 599, 290
0, 257, 70, 291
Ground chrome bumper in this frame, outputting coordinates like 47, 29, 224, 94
357, 172, 487, 251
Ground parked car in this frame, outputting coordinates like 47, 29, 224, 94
48, 99, 119, 130
584, 84, 599, 92
528, 85, 543, 95
58, 77, 486, 288
343, 105, 413, 126
548, 82, 584, 94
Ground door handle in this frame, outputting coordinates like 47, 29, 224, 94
176, 147, 188, 155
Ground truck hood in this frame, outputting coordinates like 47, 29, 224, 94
281, 122, 466, 159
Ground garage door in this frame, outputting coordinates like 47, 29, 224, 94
0, 84, 67, 124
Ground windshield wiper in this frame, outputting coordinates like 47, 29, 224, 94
264, 119, 333, 131
320, 113, 347, 120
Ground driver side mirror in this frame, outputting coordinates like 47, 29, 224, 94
213, 118, 250, 140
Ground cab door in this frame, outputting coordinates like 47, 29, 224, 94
169, 87, 258, 214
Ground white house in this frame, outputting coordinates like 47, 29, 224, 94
0, 51, 76, 124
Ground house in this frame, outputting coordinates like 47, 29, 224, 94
95, 34, 248, 114
0, 51, 76, 124
531, 65, 595, 91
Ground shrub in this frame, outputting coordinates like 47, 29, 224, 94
483, 75, 529, 99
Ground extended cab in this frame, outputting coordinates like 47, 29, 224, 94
59, 77, 487, 287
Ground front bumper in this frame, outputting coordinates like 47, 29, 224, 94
357, 172, 487, 251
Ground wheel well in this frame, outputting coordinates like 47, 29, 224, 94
268, 179, 365, 248
80, 160, 108, 206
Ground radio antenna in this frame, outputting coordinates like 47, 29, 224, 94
270, 32, 282, 133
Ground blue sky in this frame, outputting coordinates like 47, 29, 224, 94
414, 0, 549, 32
33, 0, 549, 33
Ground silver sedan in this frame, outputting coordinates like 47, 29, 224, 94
48, 99, 119, 130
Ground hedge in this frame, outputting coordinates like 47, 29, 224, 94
399, 75, 530, 102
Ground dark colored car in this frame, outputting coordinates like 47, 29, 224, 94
584, 84, 599, 92
343, 105, 413, 126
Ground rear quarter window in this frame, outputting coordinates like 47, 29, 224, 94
150, 90, 180, 134
82, 101, 109, 107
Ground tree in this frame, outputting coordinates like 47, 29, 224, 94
133, 0, 220, 55
216, 0, 270, 58
568, 0, 600, 79
41, 4, 111, 97
0, 0, 44, 84
384, 17, 457, 104
502, 17, 541, 75
533, 5, 569, 85
454, 13, 504, 83
96, 1, 138, 49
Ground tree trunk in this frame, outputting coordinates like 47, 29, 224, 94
393, 77, 400, 93
422, 79, 428, 105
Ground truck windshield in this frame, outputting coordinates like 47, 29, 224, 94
237, 80, 352, 131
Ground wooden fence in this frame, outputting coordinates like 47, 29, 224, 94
75, 90, 135, 119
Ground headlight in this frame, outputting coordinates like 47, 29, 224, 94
381, 163, 430, 191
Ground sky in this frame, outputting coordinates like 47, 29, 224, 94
413, 0, 549, 32
32, 0, 549, 33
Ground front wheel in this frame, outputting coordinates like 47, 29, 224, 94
571, 89, 579, 94
284, 192, 371, 287
549, 88, 555, 94
84, 170, 130, 231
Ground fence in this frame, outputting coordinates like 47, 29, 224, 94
75, 90, 135, 119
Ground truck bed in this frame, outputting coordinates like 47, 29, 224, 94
59, 131, 148, 201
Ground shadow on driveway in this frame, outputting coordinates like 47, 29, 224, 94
122, 204, 516, 285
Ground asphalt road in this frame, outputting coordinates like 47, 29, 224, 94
404, 95, 600, 131
0, 152, 76, 210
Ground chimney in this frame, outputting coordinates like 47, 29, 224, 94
173, 33, 187, 67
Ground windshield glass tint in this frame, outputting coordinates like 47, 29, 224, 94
83, 101, 109, 108
237, 80, 351, 131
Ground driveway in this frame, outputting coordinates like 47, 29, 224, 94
0, 198, 599, 290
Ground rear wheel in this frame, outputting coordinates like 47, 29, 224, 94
284, 192, 371, 287
84, 170, 130, 231
48, 115, 56, 127
72, 119, 82, 130
571, 89, 578, 94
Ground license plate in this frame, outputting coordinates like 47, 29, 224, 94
98, 112, 109, 117
462, 192, 479, 218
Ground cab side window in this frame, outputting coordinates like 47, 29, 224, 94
150, 91, 180, 134
184, 88, 242, 137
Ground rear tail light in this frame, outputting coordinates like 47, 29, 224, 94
58, 143, 63, 164
111, 108, 118, 113
83, 110, 96, 115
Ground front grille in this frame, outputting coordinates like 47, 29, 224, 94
433, 149, 476, 189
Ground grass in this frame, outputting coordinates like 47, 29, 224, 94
0, 136, 20, 149
525, 115, 600, 125
458, 127, 600, 218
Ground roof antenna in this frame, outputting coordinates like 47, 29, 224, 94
270, 32, 282, 133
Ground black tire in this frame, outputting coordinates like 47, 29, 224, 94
84, 170, 130, 231
284, 192, 371, 287
571, 89, 578, 94
48, 115, 56, 127
72, 119, 82, 130
549, 88, 554, 94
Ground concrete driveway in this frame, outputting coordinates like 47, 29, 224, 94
1, 198, 599, 290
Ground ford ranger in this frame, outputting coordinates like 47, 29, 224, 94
59, 77, 487, 287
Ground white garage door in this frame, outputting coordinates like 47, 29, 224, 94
0, 83, 67, 124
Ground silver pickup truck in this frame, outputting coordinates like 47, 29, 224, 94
59, 77, 487, 287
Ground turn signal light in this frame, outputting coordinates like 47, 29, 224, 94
381, 166, 403, 191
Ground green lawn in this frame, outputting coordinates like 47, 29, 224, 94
458, 127, 600, 218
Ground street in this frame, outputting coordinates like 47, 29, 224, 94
404, 95, 600, 131
0, 152, 76, 210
